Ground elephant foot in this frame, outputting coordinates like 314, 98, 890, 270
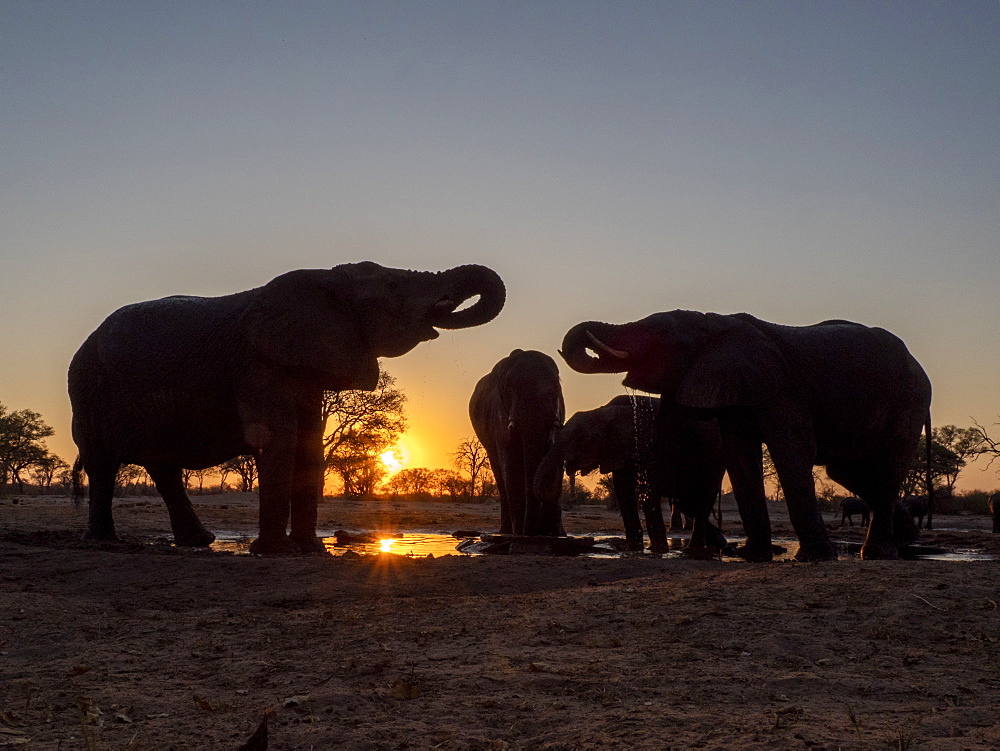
682, 544, 722, 560
648, 538, 671, 554
794, 541, 839, 562
249, 534, 300, 556
290, 534, 330, 555
173, 527, 216, 548
859, 541, 900, 560
731, 543, 773, 562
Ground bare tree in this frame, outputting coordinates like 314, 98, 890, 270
452, 438, 491, 499
29, 454, 69, 494
223, 456, 258, 493
972, 417, 1000, 475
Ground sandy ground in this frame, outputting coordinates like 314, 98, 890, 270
2, 492, 999, 750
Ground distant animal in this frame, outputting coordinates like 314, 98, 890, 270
900, 495, 931, 529
840, 497, 870, 527
559, 310, 932, 561
69, 262, 505, 555
989, 493, 999, 534
470, 349, 565, 536
535, 395, 726, 554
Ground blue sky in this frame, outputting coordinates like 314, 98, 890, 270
3, 1, 999, 488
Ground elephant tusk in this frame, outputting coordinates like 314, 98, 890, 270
586, 331, 629, 360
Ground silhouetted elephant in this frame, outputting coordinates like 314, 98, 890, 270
840, 497, 870, 527
559, 310, 932, 560
69, 262, 505, 554
470, 350, 565, 536
990, 494, 1000, 534
534, 395, 725, 553
900, 495, 932, 529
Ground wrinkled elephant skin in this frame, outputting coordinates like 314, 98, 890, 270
470, 350, 565, 536
560, 310, 932, 561
69, 262, 505, 553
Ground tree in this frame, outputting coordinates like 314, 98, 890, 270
29, 454, 70, 493
223, 456, 258, 492
0, 404, 55, 491
323, 367, 407, 496
384, 467, 435, 496
901, 433, 962, 498
452, 438, 491, 499
972, 417, 1000, 477
429, 468, 464, 498
932, 425, 986, 494
115, 464, 152, 496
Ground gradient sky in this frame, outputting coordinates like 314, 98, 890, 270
4, 1, 999, 490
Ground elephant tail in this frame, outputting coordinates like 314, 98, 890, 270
923, 413, 935, 529
71, 456, 85, 507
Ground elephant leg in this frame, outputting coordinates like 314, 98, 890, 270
613, 467, 645, 551
487, 445, 513, 534
250, 433, 297, 555
668, 502, 684, 532
640, 494, 669, 553
762, 420, 836, 562
288, 401, 327, 554
827, 460, 904, 559
503, 448, 528, 536
83, 459, 120, 541
147, 465, 216, 547
719, 426, 773, 561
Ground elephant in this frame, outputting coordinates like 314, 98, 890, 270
990, 493, 1000, 534
469, 349, 565, 536
534, 395, 726, 554
900, 495, 931, 529
559, 310, 932, 561
840, 496, 870, 527
69, 261, 505, 554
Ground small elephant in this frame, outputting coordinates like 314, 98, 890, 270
840, 497, 870, 527
534, 395, 725, 554
990, 493, 1000, 534
559, 310, 932, 561
69, 261, 505, 554
900, 495, 931, 529
470, 349, 565, 536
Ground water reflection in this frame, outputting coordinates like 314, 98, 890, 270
207, 531, 992, 561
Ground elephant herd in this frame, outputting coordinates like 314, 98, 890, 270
69, 261, 936, 561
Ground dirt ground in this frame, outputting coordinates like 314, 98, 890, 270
2, 493, 999, 750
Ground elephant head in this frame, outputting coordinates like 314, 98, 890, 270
246, 262, 506, 390
535, 395, 656, 502
558, 311, 785, 408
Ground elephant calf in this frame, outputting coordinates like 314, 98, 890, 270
535, 395, 726, 553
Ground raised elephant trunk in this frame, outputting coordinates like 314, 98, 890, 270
428, 265, 506, 330
559, 322, 630, 374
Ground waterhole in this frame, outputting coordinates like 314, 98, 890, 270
207, 531, 993, 561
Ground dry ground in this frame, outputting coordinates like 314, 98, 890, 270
2, 492, 999, 750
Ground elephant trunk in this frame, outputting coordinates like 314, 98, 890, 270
428, 265, 506, 330
559, 322, 630, 374
534, 439, 565, 503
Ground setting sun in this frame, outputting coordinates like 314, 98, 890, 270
380, 448, 404, 473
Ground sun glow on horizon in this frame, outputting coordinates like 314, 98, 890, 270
380, 448, 404, 474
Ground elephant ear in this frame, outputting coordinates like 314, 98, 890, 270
245, 269, 380, 391
676, 320, 785, 408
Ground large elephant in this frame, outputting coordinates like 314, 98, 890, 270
69, 262, 505, 554
534, 395, 726, 554
990, 493, 1000, 534
559, 310, 932, 560
469, 349, 565, 536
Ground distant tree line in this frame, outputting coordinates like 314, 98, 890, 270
5, 391, 1000, 507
